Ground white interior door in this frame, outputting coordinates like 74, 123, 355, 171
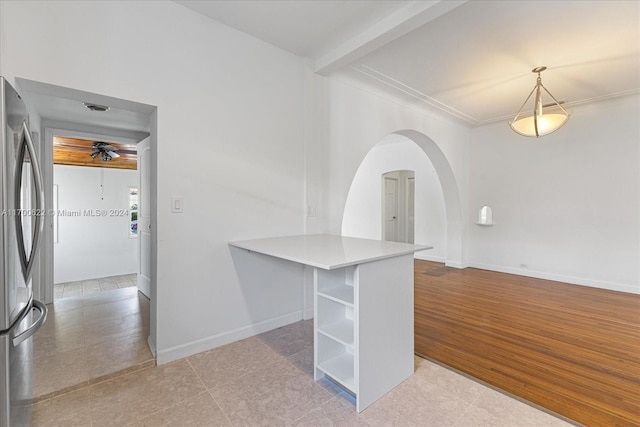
137, 137, 151, 298
383, 176, 399, 242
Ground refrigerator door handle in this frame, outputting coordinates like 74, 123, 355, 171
11, 300, 47, 347
14, 120, 45, 280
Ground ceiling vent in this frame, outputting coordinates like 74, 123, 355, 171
83, 102, 110, 112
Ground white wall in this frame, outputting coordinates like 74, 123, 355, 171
342, 134, 447, 262
468, 95, 640, 294
1, 0, 307, 362
53, 165, 138, 283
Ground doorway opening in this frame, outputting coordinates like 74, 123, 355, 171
51, 134, 140, 298
16, 77, 157, 401
382, 170, 415, 243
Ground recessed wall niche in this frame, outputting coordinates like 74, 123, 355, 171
477, 205, 493, 226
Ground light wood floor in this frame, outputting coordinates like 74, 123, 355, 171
414, 260, 640, 427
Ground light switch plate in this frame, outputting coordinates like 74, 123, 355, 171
172, 197, 183, 213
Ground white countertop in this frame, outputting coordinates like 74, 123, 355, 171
229, 234, 431, 270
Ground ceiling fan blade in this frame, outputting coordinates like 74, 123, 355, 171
117, 149, 137, 155
107, 150, 120, 158
93, 142, 117, 151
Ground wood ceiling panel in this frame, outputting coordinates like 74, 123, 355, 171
53, 136, 137, 170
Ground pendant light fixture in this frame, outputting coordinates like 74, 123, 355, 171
509, 66, 569, 137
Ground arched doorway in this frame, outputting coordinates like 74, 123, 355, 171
342, 130, 464, 267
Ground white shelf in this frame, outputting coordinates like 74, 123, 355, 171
318, 318, 354, 347
318, 352, 355, 393
317, 284, 354, 306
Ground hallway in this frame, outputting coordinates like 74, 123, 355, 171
33, 285, 152, 402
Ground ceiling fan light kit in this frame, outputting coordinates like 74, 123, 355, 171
91, 142, 122, 162
509, 66, 570, 137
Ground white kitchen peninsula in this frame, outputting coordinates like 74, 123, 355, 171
229, 234, 431, 412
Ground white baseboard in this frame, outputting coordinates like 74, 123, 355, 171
147, 335, 157, 359
413, 252, 468, 269
303, 307, 314, 320
414, 252, 446, 263
156, 310, 304, 365
468, 262, 639, 295
444, 261, 467, 269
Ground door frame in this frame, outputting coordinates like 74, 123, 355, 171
39, 125, 147, 303
382, 174, 399, 242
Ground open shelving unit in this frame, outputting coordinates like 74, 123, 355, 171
229, 234, 430, 413
315, 267, 356, 393
313, 255, 415, 412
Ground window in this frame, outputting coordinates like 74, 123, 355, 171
129, 187, 138, 237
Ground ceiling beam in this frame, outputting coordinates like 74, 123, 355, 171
314, 0, 467, 75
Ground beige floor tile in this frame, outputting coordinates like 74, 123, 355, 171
187, 336, 285, 389
115, 274, 135, 283
86, 331, 153, 379
468, 388, 572, 427
62, 290, 83, 298
30, 388, 92, 427
89, 360, 206, 427
36, 307, 85, 339
63, 283, 83, 292
81, 286, 140, 307
82, 282, 102, 294
210, 359, 333, 426
292, 398, 371, 426
33, 324, 85, 359
258, 319, 314, 357
99, 283, 118, 291
129, 390, 231, 426
33, 347, 90, 399
82, 296, 142, 325
82, 279, 102, 288
34, 286, 151, 402
83, 312, 145, 346
49, 297, 84, 313
56, 277, 142, 301
411, 358, 487, 405
286, 343, 314, 376
359, 376, 472, 427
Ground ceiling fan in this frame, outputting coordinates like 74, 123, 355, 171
90, 142, 127, 161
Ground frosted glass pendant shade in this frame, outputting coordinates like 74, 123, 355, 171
509, 66, 569, 138
510, 112, 569, 137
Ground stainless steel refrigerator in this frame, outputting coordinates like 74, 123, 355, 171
0, 77, 48, 427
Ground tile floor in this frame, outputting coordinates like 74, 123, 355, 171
54, 274, 138, 300
30, 319, 575, 426
33, 285, 152, 402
